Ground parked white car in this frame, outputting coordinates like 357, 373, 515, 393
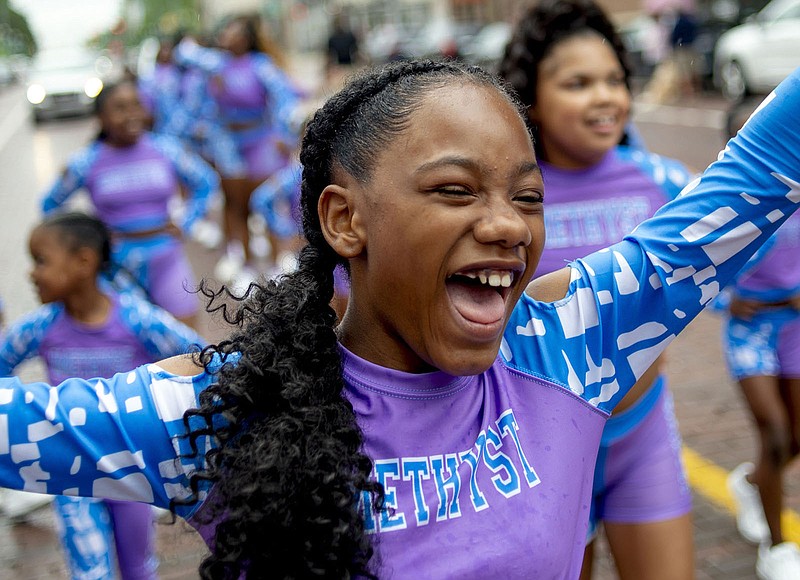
714, 0, 800, 100
25, 48, 112, 122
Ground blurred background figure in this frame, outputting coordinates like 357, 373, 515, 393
40, 80, 220, 329
325, 13, 362, 92
639, 0, 701, 104
174, 14, 302, 292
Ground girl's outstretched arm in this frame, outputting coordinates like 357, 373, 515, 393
0, 358, 214, 518
512, 69, 800, 414
41, 145, 99, 214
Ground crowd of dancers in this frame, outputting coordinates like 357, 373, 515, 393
0, 3, 799, 580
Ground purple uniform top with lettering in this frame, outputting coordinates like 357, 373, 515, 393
0, 70, 799, 578
41, 132, 218, 235
536, 146, 691, 276
40, 133, 219, 317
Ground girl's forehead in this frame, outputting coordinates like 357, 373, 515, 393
370, 83, 532, 170
29, 226, 59, 250
413, 82, 516, 119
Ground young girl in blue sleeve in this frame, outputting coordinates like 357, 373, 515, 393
0, 212, 205, 579
0, 61, 799, 578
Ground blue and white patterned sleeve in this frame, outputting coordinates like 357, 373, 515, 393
504, 68, 800, 415
173, 39, 226, 74
151, 134, 220, 233
618, 145, 695, 201
253, 54, 302, 140
0, 305, 61, 376
0, 364, 218, 518
250, 162, 302, 238
41, 145, 98, 214
117, 291, 207, 358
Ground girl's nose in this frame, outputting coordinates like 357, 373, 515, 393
473, 199, 533, 249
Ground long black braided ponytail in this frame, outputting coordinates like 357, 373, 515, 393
184, 59, 526, 579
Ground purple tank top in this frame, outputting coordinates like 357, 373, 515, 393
210, 54, 267, 123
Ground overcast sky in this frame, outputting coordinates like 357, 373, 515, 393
11, 0, 124, 50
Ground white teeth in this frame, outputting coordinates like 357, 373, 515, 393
454, 269, 515, 288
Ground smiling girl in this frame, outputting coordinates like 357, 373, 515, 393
0, 61, 798, 578
499, 1, 695, 577
0, 212, 205, 579
41, 81, 220, 328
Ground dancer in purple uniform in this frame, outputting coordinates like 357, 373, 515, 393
175, 14, 302, 286
498, 1, 694, 577
0, 62, 799, 578
41, 81, 220, 328
0, 213, 205, 579
716, 97, 800, 578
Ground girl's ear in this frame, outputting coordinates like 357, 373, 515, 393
74, 246, 101, 279
318, 184, 366, 259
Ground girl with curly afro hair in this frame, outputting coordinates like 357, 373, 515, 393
499, 1, 696, 577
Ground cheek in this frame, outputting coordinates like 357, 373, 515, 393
537, 98, 584, 136
530, 220, 546, 259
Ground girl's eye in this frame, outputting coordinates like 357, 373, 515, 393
564, 78, 588, 90
514, 191, 544, 205
436, 186, 473, 197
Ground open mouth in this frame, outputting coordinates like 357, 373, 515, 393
446, 268, 517, 326
587, 114, 620, 133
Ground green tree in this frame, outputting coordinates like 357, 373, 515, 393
0, 0, 37, 56
130, 0, 202, 43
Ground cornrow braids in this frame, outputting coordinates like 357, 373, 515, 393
498, 0, 633, 110
184, 59, 526, 579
